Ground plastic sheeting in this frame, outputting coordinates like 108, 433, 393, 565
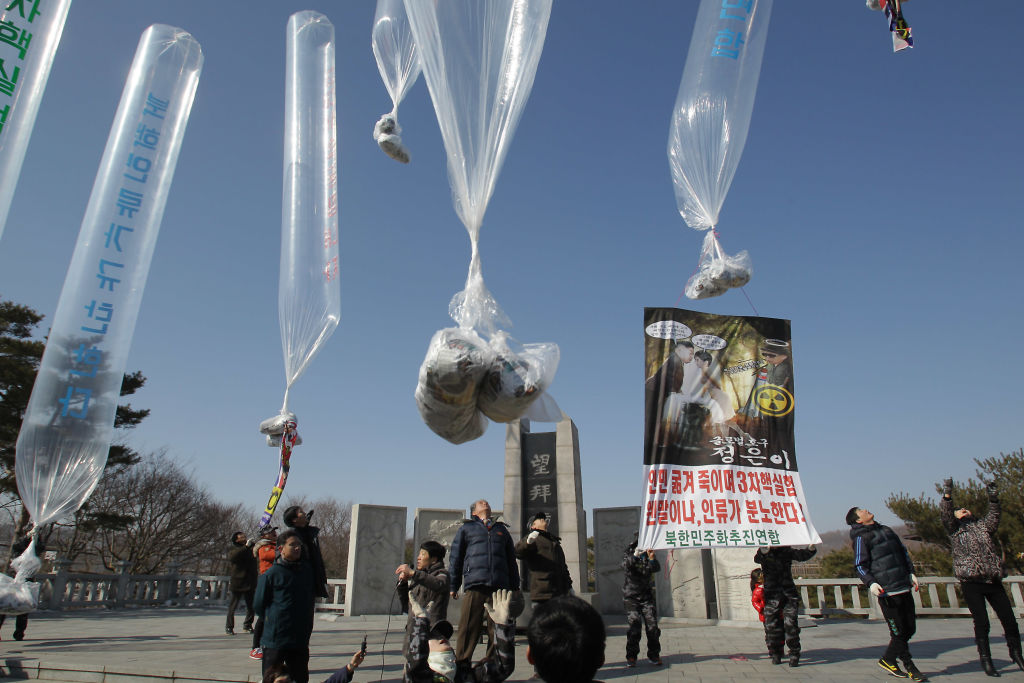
15, 25, 202, 531
371, 0, 421, 162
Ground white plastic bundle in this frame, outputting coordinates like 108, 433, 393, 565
0, 539, 42, 615
478, 332, 559, 423
372, 0, 420, 163
685, 231, 752, 300
259, 411, 302, 447
415, 328, 492, 444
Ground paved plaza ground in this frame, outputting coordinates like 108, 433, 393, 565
0, 608, 1020, 682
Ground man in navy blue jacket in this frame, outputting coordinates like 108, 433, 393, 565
848, 506, 926, 682
449, 499, 520, 667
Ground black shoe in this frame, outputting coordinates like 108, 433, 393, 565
243, 626, 254, 634
625, 657, 636, 668
225, 629, 234, 635
789, 653, 800, 667
1010, 647, 1024, 671
878, 658, 908, 678
980, 655, 1000, 677
12, 632, 24, 641
771, 653, 783, 665
905, 662, 928, 682
649, 656, 662, 666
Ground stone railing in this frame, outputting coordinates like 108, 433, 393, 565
796, 576, 1024, 618
33, 560, 347, 613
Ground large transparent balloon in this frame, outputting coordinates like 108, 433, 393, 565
371, 0, 421, 163
405, 0, 560, 444
15, 25, 203, 529
257, 12, 339, 527
668, 0, 772, 298
0, 0, 73, 243
278, 10, 340, 414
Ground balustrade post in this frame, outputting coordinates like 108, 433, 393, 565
164, 562, 181, 604
49, 558, 72, 610
115, 560, 131, 608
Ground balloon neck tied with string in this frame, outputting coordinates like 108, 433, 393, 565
668, 0, 772, 300
406, 0, 561, 445
371, 0, 421, 163
257, 412, 299, 529
866, 0, 913, 51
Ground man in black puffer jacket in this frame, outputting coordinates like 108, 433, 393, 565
848, 507, 926, 682
941, 478, 1024, 676
449, 499, 520, 667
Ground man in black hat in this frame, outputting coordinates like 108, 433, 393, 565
515, 512, 572, 608
282, 506, 329, 600
226, 531, 258, 635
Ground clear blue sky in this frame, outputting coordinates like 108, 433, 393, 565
1, 1, 1022, 537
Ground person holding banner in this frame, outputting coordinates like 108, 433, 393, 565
754, 544, 817, 666
621, 537, 661, 667
941, 479, 1024, 676
848, 507, 926, 682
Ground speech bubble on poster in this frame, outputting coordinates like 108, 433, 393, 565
692, 334, 726, 350
645, 321, 691, 340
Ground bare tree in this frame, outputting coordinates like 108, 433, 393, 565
279, 494, 352, 578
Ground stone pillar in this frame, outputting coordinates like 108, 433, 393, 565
49, 558, 72, 610
661, 548, 710, 619
115, 560, 131, 609
163, 562, 182, 604
593, 506, 639, 615
345, 504, 407, 616
412, 509, 465, 555
710, 548, 760, 623
505, 416, 587, 594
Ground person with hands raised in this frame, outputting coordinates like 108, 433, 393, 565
404, 589, 515, 683
847, 506, 925, 681
621, 537, 661, 668
515, 512, 572, 609
941, 477, 1023, 676
754, 543, 817, 666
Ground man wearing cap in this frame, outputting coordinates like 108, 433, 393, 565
226, 531, 258, 635
282, 506, 329, 600
250, 525, 278, 659
397, 540, 450, 655
515, 512, 572, 608
448, 499, 520, 667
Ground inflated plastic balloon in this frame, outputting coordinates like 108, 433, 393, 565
405, 0, 560, 444
668, 0, 771, 298
0, 0, 73, 243
277, 10, 340, 414
257, 12, 339, 524
371, 0, 421, 162
14, 25, 202, 530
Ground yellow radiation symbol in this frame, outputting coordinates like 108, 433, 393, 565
755, 384, 794, 417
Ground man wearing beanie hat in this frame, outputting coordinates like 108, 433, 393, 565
848, 507, 925, 681
282, 506, 328, 600
515, 512, 572, 607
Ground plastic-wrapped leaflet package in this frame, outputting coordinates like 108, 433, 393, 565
685, 230, 752, 300
416, 328, 493, 444
0, 540, 42, 615
668, 0, 772, 299
405, 0, 559, 443
478, 331, 559, 423
0, 0, 73, 242
371, 0, 420, 163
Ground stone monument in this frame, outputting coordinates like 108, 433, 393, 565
344, 503, 406, 616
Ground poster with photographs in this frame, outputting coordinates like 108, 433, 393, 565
639, 307, 820, 549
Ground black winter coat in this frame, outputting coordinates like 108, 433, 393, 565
254, 557, 314, 650
622, 548, 660, 602
227, 540, 258, 592
941, 493, 1004, 583
754, 545, 816, 595
851, 522, 914, 594
515, 530, 572, 600
291, 524, 329, 599
449, 518, 520, 593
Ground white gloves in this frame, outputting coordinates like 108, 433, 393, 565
484, 589, 513, 625
869, 583, 884, 597
527, 530, 540, 544
806, 544, 815, 551
634, 548, 645, 558
409, 593, 434, 620
911, 574, 919, 592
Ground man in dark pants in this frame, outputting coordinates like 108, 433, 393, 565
754, 544, 817, 666
255, 530, 314, 683
849, 507, 926, 681
448, 499, 520, 667
514, 512, 572, 607
226, 530, 257, 635
622, 538, 661, 667
941, 478, 1024, 676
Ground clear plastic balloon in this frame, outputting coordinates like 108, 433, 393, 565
404, 0, 552, 335
0, 0, 73, 243
371, 0, 420, 163
668, 0, 773, 231
14, 25, 203, 530
278, 11, 340, 414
